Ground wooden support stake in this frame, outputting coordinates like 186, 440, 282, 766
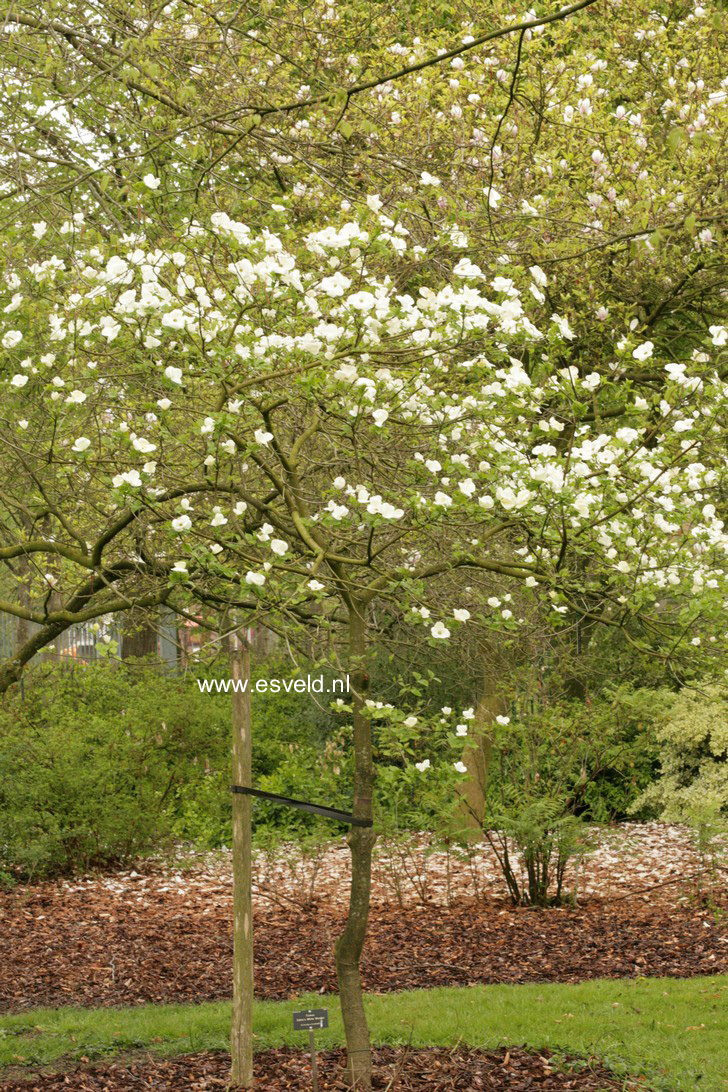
230, 632, 253, 1088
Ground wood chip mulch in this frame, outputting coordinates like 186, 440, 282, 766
2, 879, 727, 1011
0, 1046, 643, 1090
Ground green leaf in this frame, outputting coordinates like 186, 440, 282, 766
666, 128, 685, 154
329, 90, 348, 111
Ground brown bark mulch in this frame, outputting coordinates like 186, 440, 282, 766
0, 1047, 643, 1091
2, 878, 726, 1011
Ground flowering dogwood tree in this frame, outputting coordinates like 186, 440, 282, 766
3, 0, 725, 692
1, 0, 727, 1086
2, 194, 726, 1081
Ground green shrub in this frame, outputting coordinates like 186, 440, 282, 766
0, 662, 217, 879
633, 684, 728, 820
468, 692, 662, 905
0, 656, 348, 877
493, 688, 661, 824
173, 657, 344, 846
478, 714, 591, 906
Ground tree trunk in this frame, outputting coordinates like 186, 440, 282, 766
121, 607, 158, 659
457, 667, 509, 833
335, 600, 376, 1089
561, 556, 599, 700
14, 602, 29, 657
230, 632, 254, 1089
14, 552, 34, 659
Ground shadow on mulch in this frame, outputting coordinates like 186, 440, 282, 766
0, 1046, 644, 1090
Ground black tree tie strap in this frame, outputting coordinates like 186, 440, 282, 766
231, 785, 373, 827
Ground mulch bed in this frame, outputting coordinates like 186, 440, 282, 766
0, 1047, 642, 1090
2, 879, 726, 1011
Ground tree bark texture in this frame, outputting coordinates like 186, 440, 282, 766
457, 666, 510, 832
335, 601, 376, 1089
230, 633, 254, 1089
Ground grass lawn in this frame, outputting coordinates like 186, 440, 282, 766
1, 975, 726, 1090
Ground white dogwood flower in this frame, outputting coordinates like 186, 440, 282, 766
113, 469, 142, 488
132, 437, 156, 453
632, 340, 654, 361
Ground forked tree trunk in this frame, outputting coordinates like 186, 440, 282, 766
335, 600, 376, 1089
230, 632, 254, 1089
